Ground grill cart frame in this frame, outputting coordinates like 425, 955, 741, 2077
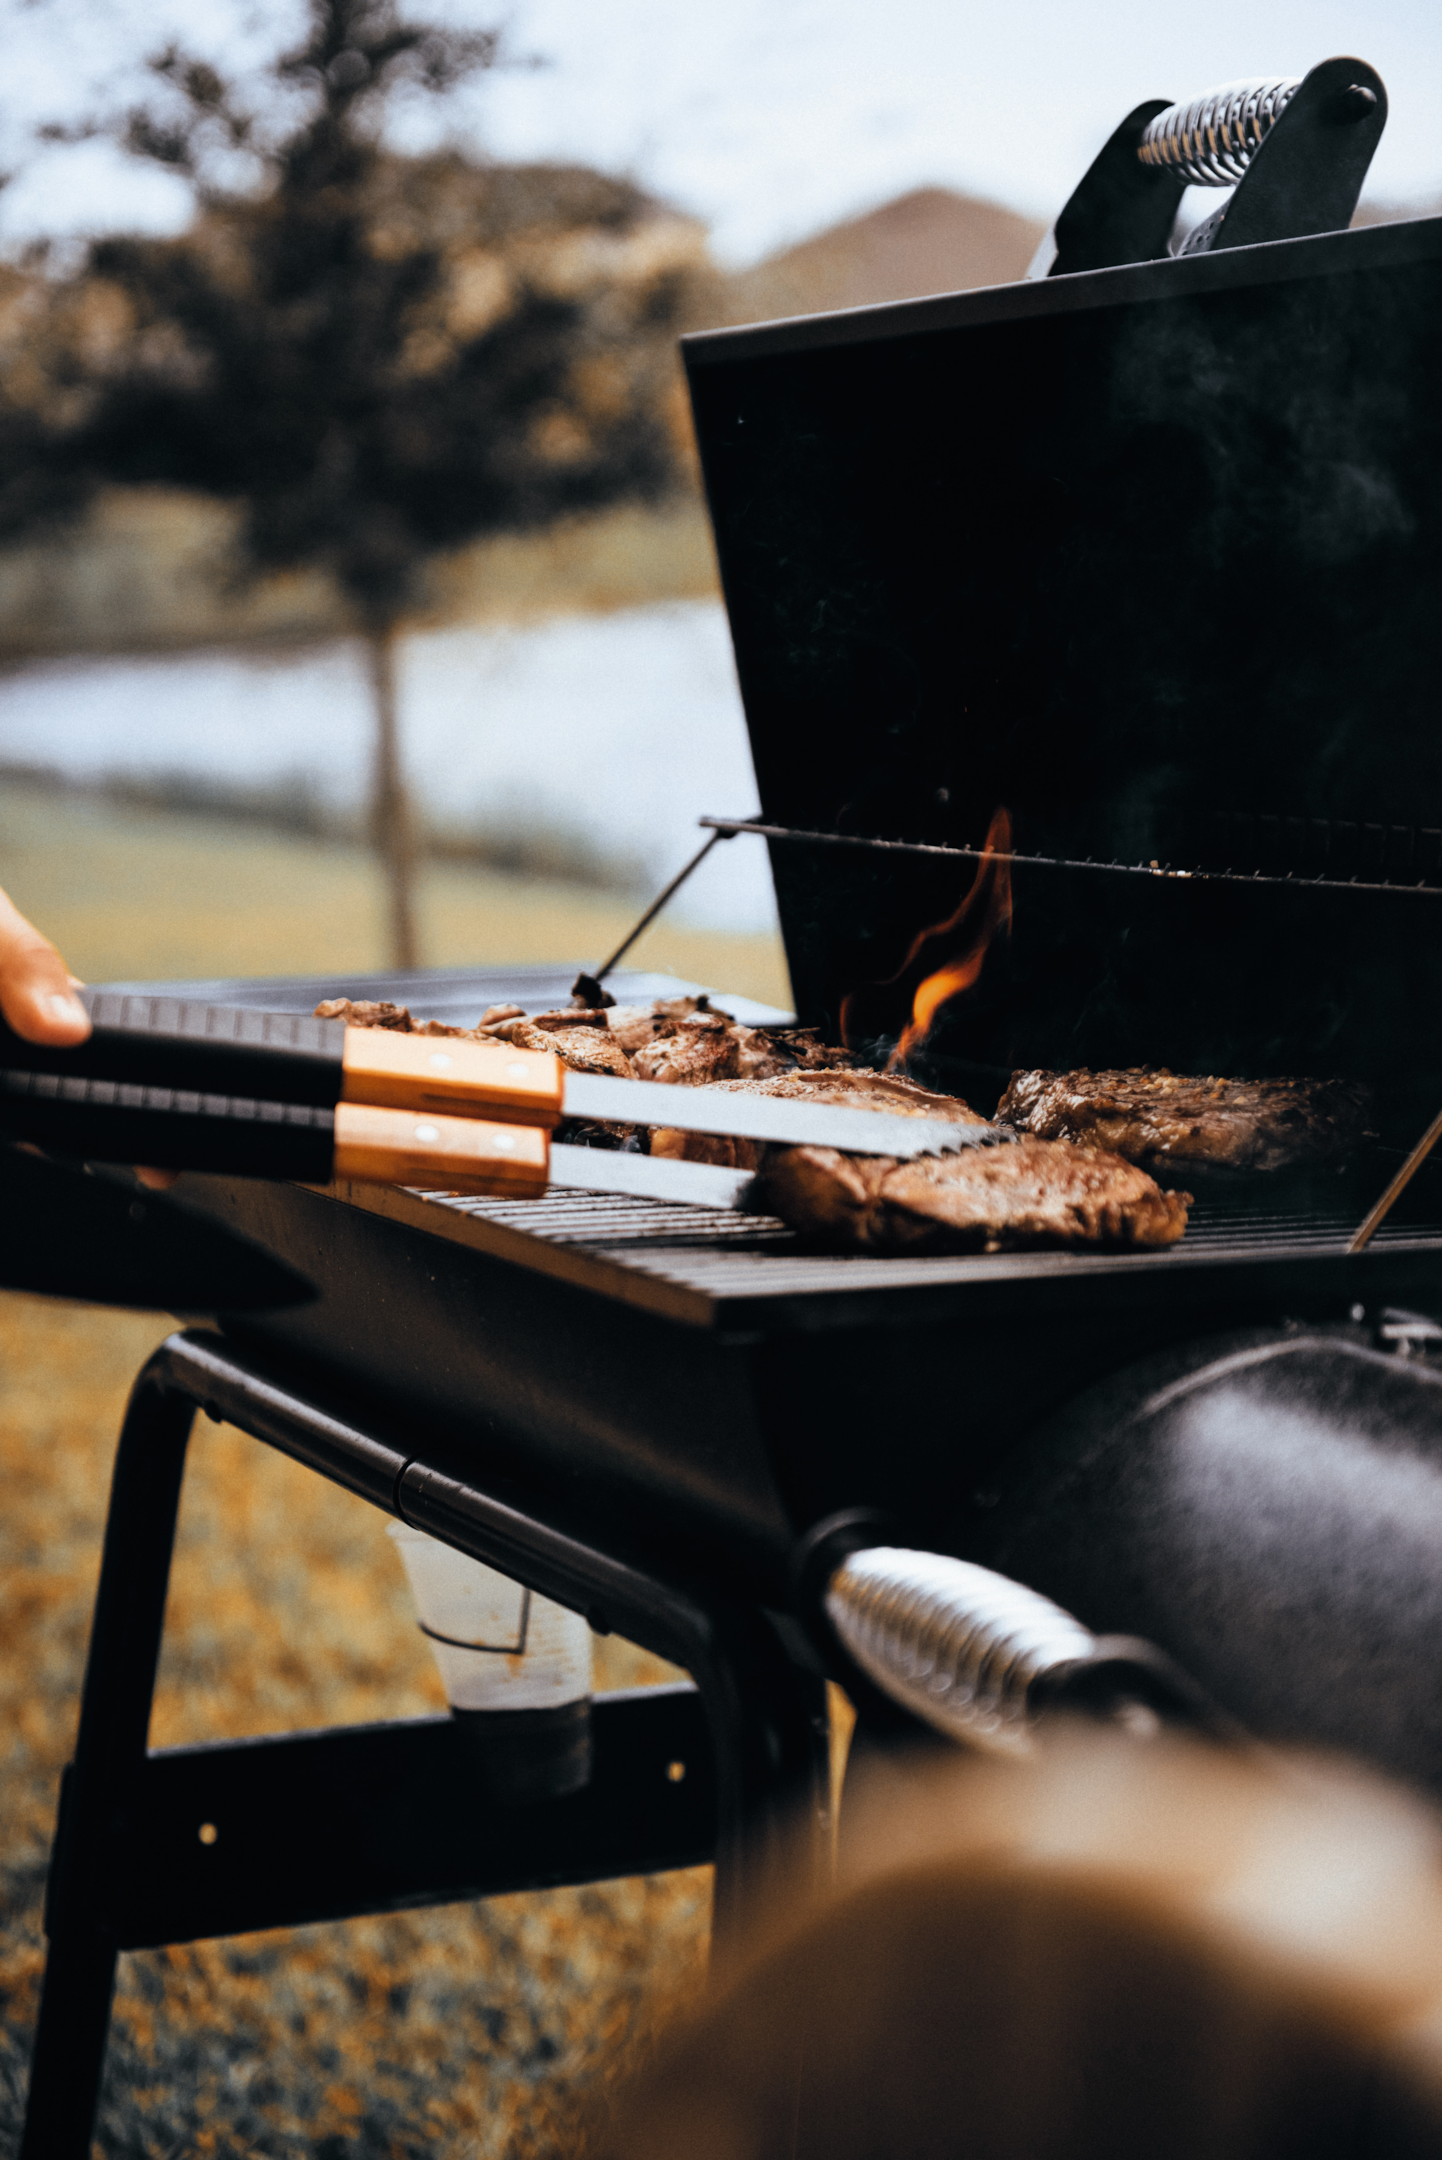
18, 1314, 831, 2160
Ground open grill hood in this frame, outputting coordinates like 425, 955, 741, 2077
683, 216, 1442, 1140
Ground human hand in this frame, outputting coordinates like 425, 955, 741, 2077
0, 885, 89, 1044
0, 887, 177, 1186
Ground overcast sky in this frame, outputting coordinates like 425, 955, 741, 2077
2, 0, 1440, 264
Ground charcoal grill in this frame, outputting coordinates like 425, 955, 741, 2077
22, 178, 1442, 2156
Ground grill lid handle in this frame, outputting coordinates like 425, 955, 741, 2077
1038, 55, 1387, 279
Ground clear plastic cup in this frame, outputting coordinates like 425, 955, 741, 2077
387, 1521, 594, 1801
387, 1520, 592, 1711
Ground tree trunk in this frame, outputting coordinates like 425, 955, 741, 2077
366, 622, 419, 972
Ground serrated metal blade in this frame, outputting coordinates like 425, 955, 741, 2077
559, 1071, 1011, 1158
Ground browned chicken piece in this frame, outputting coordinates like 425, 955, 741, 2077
468, 1005, 598, 1037
603, 1003, 678, 1053
481, 1016, 636, 1078
755, 1027, 856, 1072
320, 996, 636, 1080
651, 1069, 988, 1170
315, 996, 484, 1039
751, 1137, 1191, 1254
653, 994, 719, 1021
509, 1008, 612, 1033
315, 997, 421, 1032
630, 1012, 855, 1088
998, 1068, 1375, 1175
445, 1009, 639, 1146
583, 993, 714, 1049
631, 1010, 757, 1085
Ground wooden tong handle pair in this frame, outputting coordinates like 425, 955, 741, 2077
0, 995, 564, 1196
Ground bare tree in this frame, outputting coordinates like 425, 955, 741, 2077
19, 0, 701, 965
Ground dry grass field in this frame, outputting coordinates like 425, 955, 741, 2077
0, 776, 791, 1008
0, 778, 791, 2156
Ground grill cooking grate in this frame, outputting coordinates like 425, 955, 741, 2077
402, 1183, 1442, 1311
1183, 1204, 1442, 1252
426, 1189, 798, 1250
419, 1185, 1442, 1260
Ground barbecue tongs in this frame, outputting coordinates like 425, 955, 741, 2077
0, 992, 1009, 1211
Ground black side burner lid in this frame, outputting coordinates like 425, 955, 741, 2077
684, 216, 1442, 1126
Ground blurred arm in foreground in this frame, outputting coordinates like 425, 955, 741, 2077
0, 885, 89, 1045
591, 1728, 1442, 2160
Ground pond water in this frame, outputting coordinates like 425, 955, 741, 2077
0, 598, 779, 934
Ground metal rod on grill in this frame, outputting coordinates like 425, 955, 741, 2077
1349, 1108, 1442, 1252
699, 816, 1442, 902
572, 829, 732, 1004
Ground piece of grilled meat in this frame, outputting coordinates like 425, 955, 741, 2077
750, 1138, 1191, 1254
997, 1069, 1374, 1176
651, 1070, 990, 1171
628, 1010, 851, 1086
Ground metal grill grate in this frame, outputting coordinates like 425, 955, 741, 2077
420, 1188, 797, 1250
403, 1182, 1442, 1308
1183, 1204, 1442, 1253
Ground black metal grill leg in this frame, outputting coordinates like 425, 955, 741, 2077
18, 1901, 121, 2160
21, 1362, 194, 2160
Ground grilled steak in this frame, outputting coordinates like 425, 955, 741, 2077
750, 1138, 1191, 1254
652, 1070, 989, 1170
997, 1069, 1374, 1175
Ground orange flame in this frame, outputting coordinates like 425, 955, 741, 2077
888, 806, 1013, 1067
840, 806, 1013, 1069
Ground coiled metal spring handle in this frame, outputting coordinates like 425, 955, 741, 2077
1043, 54, 1386, 279
1137, 77, 1301, 188
826, 1547, 1201, 1755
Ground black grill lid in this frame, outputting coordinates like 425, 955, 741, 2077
684, 217, 1442, 1134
